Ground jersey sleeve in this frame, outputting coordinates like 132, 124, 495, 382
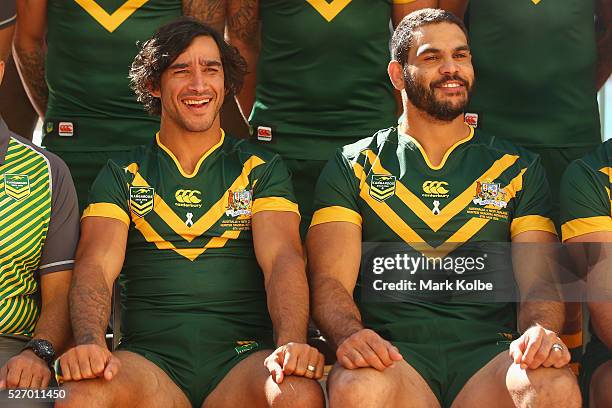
310, 150, 362, 228
251, 155, 299, 216
38, 154, 79, 275
81, 160, 131, 227
560, 161, 612, 242
510, 155, 557, 238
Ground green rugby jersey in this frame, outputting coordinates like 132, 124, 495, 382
44, 0, 182, 152
251, 0, 409, 161
0, 120, 79, 337
560, 140, 612, 241
311, 126, 556, 333
466, 0, 600, 148
82, 130, 299, 345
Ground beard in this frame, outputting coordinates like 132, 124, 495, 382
404, 70, 472, 122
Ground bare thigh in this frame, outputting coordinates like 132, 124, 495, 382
327, 359, 440, 408
452, 351, 580, 408
202, 350, 324, 408
58, 351, 190, 408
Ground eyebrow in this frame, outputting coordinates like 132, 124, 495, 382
168, 60, 222, 69
418, 45, 470, 56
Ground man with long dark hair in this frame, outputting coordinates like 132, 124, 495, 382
56, 19, 324, 408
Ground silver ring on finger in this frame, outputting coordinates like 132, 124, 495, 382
307, 365, 316, 372
551, 343, 564, 352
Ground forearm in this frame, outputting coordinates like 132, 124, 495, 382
312, 276, 363, 348
13, 39, 47, 118
33, 295, 72, 355
228, 0, 258, 119
518, 301, 565, 334
182, 0, 225, 34
69, 264, 112, 347
267, 254, 309, 346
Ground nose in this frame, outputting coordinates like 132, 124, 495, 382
188, 69, 207, 93
439, 57, 459, 76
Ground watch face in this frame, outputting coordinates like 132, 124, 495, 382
28, 339, 55, 363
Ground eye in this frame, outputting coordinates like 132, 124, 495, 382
424, 55, 439, 61
174, 69, 189, 75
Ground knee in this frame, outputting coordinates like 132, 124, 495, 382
328, 367, 391, 407
269, 376, 324, 408
590, 362, 612, 408
54, 380, 109, 408
508, 365, 581, 408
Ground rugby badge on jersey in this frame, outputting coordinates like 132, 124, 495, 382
422, 180, 449, 198
473, 181, 508, 208
369, 175, 396, 202
129, 187, 155, 217
226, 189, 253, 217
58, 122, 74, 137
3, 174, 30, 201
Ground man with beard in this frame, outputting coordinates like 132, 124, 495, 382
307, 9, 581, 408
55, 19, 324, 408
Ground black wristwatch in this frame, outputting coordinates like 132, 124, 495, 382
21, 339, 56, 367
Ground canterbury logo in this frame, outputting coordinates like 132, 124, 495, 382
422, 181, 449, 195
175, 189, 202, 204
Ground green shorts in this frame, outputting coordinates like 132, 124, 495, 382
579, 335, 612, 408
375, 320, 517, 407
120, 337, 274, 407
51, 150, 131, 212
283, 159, 328, 238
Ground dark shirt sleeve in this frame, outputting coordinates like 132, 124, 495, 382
0, 1, 16, 29
38, 152, 79, 275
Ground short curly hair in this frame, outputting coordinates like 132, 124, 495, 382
391, 8, 468, 67
130, 17, 247, 116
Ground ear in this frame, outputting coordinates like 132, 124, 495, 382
388, 60, 405, 91
0, 61, 4, 86
147, 81, 161, 98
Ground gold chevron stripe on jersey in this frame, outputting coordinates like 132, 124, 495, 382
306, 0, 351, 22
126, 156, 265, 242
74, 0, 149, 33
0, 137, 51, 336
352, 160, 524, 258
362, 150, 520, 232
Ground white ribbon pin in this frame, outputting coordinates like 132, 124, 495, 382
186, 212, 194, 227
432, 200, 441, 215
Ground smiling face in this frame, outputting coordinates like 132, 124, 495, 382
402, 22, 474, 121
151, 35, 225, 133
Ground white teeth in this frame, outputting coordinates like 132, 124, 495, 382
184, 99, 211, 105
441, 83, 461, 88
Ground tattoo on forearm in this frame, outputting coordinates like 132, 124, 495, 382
69, 268, 111, 346
228, 0, 258, 44
183, 0, 225, 32
14, 45, 48, 116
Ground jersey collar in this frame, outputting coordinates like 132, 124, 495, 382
156, 129, 225, 178
398, 124, 475, 171
0, 117, 11, 166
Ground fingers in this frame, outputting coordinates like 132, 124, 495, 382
59, 345, 116, 382
264, 350, 284, 384
520, 331, 543, 369
314, 353, 325, 380
528, 333, 553, 369
542, 341, 571, 369
509, 337, 524, 364
0, 364, 8, 389
5, 364, 23, 389
303, 346, 320, 379
337, 329, 400, 371
104, 355, 121, 381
